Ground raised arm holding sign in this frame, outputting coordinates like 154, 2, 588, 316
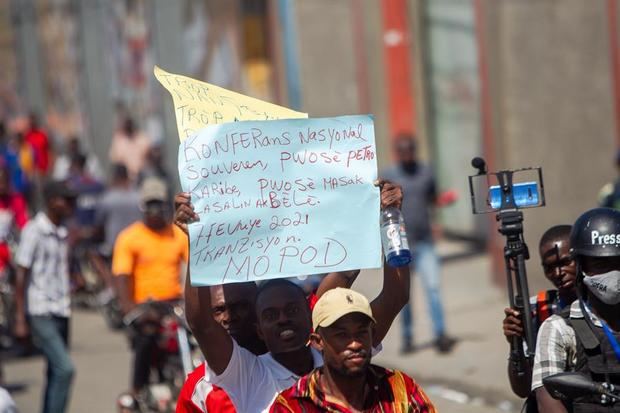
177, 182, 409, 413
159, 66, 409, 412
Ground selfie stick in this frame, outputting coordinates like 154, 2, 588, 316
472, 158, 536, 376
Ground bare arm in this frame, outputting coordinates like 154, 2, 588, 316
116, 274, 135, 315
184, 267, 233, 375
175, 193, 234, 373
369, 180, 410, 346
536, 388, 568, 413
14, 265, 29, 339
370, 263, 409, 346
316, 270, 360, 298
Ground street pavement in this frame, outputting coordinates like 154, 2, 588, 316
4, 240, 525, 412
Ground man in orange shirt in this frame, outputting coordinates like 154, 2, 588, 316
113, 177, 188, 396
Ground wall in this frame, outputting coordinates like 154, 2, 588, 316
294, 0, 394, 169
484, 0, 618, 289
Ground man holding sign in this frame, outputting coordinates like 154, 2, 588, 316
176, 180, 408, 413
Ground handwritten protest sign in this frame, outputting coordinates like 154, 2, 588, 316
179, 115, 381, 285
154, 66, 307, 142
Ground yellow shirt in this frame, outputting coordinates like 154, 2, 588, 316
112, 222, 188, 304
19, 144, 34, 176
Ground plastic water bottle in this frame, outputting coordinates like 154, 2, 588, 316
381, 206, 412, 267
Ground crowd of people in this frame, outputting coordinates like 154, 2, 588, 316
0, 110, 617, 413
0, 112, 178, 413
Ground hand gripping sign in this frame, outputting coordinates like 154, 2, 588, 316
178, 115, 381, 285
154, 66, 307, 142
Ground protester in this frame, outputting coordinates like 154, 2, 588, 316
3, 133, 34, 199
52, 136, 103, 181
175, 180, 409, 413
175, 281, 267, 413
0, 165, 28, 276
532, 208, 620, 412
93, 164, 141, 300
67, 154, 105, 233
109, 116, 151, 182
270, 288, 436, 412
95, 164, 141, 261
24, 113, 51, 175
14, 180, 77, 413
380, 133, 455, 353
112, 177, 188, 398
0, 122, 8, 155
173, 200, 362, 413
138, 143, 173, 198
502, 225, 576, 409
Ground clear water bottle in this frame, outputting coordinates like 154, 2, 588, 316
381, 206, 412, 267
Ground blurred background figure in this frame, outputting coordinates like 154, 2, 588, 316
14, 180, 77, 413
0, 164, 28, 277
109, 116, 151, 183
112, 177, 187, 400
3, 132, 34, 203
381, 133, 456, 354
0, 122, 8, 154
67, 154, 105, 233
92, 163, 141, 313
138, 143, 173, 200
24, 113, 51, 177
52, 136, 103, 181
0, 164, 28, 353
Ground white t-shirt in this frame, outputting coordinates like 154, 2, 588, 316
0, 387, 17, 412
207, 340, 323, 413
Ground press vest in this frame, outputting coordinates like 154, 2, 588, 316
564, 307, 620, 412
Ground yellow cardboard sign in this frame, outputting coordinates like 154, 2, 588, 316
154, 66, 307, 141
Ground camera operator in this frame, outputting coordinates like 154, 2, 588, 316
502, 225, 577, 409
532, 208, 620, 413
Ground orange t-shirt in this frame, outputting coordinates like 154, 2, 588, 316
112, 222, 188, 304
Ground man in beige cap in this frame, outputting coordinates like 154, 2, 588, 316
270, 288, 436, 413
112, 177, 188, 398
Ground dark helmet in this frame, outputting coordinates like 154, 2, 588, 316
570, 207, 620, 258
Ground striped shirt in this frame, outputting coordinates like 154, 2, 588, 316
530, 300, 603, 391
15, 212, 71, 317
269, 365, 436, 413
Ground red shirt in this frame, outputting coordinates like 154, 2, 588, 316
0, 193, 28, 230
25, 128, 50, 173
270, 365, 437, 413
0, 193, 28, 272
176, 364, 236, 413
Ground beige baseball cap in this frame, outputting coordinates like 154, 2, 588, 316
140, 177, 168, 204
312, 287, 376, 330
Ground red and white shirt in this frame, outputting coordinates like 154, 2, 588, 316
176, 364, 236, 413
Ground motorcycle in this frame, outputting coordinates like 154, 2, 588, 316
543, 372, 619, 408
117, 300, 202, 413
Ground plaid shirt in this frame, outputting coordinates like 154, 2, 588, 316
531, 300, 604, 391
269, 365, 436, 413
